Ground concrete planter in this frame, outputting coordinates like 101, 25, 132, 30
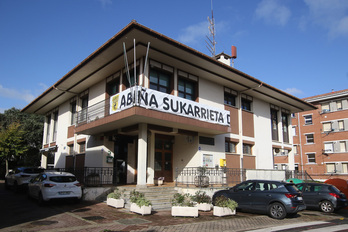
106, 198, 124, 208
171, 206, 199, 217
130, 203, 152, 215
213, 206, 236, 217
197, 203, 211, 211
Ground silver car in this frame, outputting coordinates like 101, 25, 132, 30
5, 167, 45, 192
28, 171, 82, 204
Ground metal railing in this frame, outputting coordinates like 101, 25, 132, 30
175, 167, 246, 188
76, 99, 110, 125
49, 167, 115, 186
285, 170, 314, 181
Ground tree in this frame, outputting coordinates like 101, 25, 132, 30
0, 122, 27, 174
0, 108, 43, 176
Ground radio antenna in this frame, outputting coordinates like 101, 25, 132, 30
206, 0, 216, 57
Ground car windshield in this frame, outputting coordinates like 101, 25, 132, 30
49, 176, 77, 183
22, 168, 45, 174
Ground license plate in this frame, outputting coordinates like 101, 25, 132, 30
59, 191, 70, 195
297, 197, 303, 200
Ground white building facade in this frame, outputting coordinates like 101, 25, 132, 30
22, 21, 315, 187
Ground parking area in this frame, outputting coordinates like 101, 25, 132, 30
1, 180, 347, 232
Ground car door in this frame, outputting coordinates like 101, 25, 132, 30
300, 183, 319, 207
227, 181, 255, 209
249, 181, 272, 211
30, 174, 43, 199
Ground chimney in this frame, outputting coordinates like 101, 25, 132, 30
215, 45, 237, 67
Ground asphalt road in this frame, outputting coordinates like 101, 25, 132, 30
1, 180, 348, 232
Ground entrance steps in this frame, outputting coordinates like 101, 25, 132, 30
119, 186, 178, 211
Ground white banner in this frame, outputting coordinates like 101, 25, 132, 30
110, 86, 230, 126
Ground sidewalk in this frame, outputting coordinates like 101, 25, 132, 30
2, 199, 347, 232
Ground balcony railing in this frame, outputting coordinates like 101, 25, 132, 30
76, 99, 110, 125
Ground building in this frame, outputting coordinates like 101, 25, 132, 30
22, 21, 315, 187
275, 89, 348, 180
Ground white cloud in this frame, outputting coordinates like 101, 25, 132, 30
304, 0, 348, 38
283, 87, 303, 96
255, 0, 291, 26
178, 21, 209, 45
0, 84, 35, 103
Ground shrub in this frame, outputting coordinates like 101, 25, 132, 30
107, 188, 125, 199
129, 190, 152, 207
192, 191, 212, 204
171, 193, 194, 207
214, 195, 238, 211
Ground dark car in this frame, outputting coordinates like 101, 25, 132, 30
295, 182, 348, 213
212, 180, 306, 219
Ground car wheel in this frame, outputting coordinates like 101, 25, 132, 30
268, 202, 287, 219
319, 200, 334, 213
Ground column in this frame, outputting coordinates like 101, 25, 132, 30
137, 123, 148, 187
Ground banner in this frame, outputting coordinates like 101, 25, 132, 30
110, 86, 230, 126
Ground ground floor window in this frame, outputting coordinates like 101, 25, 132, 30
225, 141, 237, 153
47, 152, 55, 168
243, 144, 252, 155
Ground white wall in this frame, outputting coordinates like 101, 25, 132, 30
198, 78, 224, 109
253, 98, 273, 169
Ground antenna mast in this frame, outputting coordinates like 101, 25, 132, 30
206, 0, 216, 57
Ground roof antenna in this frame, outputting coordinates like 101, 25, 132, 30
206, 0, 216, 57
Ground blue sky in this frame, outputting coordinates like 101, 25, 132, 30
1, 0, 348, 113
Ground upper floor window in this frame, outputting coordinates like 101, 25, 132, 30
292, 126, 296, 136
323, 122, 332, 132
305, 133, 314, 144
243, 143, 252, 155
340, 141, 347, 152
321, 103, 330, 113
70, 101, 76, 125
336, 100, 342, 110
45, 115, 51, 144
178, 78, 196, 101
282, 111, 289, 143
52, 111, 58, 142
271, 109, 278, 141
304, 115, 312, 125
149, 69, 171, 94
124, 66, 139, 88
79, 142, 86, 153
241, 94, 253, 111
224, 87, 237, 107
107, 78, 120, 96
338, 120, 345, 131
307, 153, 316, 163
324, 142, 333, 153
225, 141, 237, 153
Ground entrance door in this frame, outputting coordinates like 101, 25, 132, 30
154, 135, 173, 182
113, 136, 131, 185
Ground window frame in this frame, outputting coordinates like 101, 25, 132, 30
225, 141, 237, 153
178, 77, 197, 101
305, 133, 314, 144
307, 153, 316, 164
304, 115, 313, 125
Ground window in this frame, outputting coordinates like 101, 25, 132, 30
326, 163, 336, 173
343, 163, 348, 173
79, 142, 86, 153
323, 122, 332, 132
274, 164, 278, 170
107, 78, 119, 96
324, 142, 333, 153
45, 115, 51, 144
47, 152, 55, 168
68, 144, 74, 155
336, 100, 342, 110
178, 78, 196, 100
282, 112, 289, 143
307, 153, 316, 163
340, 141, 346, 152
294, 145, 298, 155
243, 144, 252, 155
149, 69, 171, 94
124, 66, 139, 88
52, 111, 58, 141
224, 88, 237, 107
270, 109, 278, 141
79, 94, 88, 123
241, 94, 253, 111
321, 103, 330, 112
305, 134, 314, 144
225, 141, 236, 153
304, 115, 312, 125
338, 120, 344, 131
70, 101, 76, 125
295, 164, 299, 171
292, 126, 296, 136
199, 136, 215, 145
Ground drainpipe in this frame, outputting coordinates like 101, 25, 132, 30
297, 113, 304, 173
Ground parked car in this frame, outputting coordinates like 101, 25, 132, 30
28, 171, 82, 204
295, 182, 348, 213
5, 167, 45, 191
212, 180, 306, 219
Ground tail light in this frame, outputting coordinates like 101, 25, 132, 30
285, 193, 297, 198
74, 183, 81, 187
43, 183, 56, 188
329, 193, 341, 199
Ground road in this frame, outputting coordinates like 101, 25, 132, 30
1, 180, 347, 232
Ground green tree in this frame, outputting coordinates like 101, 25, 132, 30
0, 122, 27, 174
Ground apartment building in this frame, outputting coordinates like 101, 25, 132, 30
22, 21, 315, 187
275, 89, 348, 180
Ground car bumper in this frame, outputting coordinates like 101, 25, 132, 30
335, 199, 348, 210
285, 203, 306, 213
42, 189, 82, 201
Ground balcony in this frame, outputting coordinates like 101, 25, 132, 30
75, 86, 231, 135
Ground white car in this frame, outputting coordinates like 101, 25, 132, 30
28, 171, 82, 204
5, 167, 45, 191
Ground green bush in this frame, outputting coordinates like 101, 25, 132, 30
129, 190, 152, 207
171, 193, 194, 207
191, 190, 212, 204
214, 195, 238, 211
107, 188, 125, 199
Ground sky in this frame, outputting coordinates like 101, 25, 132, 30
1, 0, 348, 113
